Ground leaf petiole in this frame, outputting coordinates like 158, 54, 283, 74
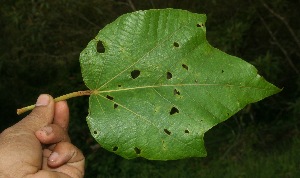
17, 90, 94, 115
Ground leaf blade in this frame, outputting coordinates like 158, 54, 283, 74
80, 9, 281, 160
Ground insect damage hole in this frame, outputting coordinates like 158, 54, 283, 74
114, 104, 118, 109
134, 147, 141, 154
113, 146, 118, 151
166, 72, 172, 79
131, 70, 140, 79
97, 40, 105, 53
182, 64, 189, 70
173, 42, 179, 47
185, 129, 190, 134
174, 89, 180, 95
197, 23, 204, 27
106, 95, 114, 100
93, 130, 98, 135
169, 107, 179, 115
164, 129, 171, 135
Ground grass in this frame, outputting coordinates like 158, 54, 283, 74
213, 139, 300, 178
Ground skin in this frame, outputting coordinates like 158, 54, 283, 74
0, 94, 85, 178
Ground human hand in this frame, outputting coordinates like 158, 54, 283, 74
0, 94, 85, 178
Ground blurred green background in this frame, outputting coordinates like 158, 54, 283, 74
1, 0, 299, 177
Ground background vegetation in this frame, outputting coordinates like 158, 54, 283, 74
1, 0, 299, 177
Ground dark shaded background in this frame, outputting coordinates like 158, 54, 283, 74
1, 0, 299, 177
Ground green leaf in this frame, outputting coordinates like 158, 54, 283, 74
80, 9, 281, 160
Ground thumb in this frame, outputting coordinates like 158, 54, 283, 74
18, 94, 55, 132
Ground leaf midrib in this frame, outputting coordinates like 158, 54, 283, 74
96, 83, 273, 94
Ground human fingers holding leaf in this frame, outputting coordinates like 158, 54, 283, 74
0, 94, 85, 178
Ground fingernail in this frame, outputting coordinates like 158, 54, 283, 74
49, 152, 59, 162
36, 94, 50, 106
41, 126, 52, 135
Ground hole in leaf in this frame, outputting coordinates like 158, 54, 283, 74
173, 42, 179, 47
185, 129, 190, 134
118, 84, 122, 87
93, 130, 98, 135
97, 41, 105, 53
167, 72, 172, 79
106, 95, 114, 100
114, 104, 119, 109
222, 70, 224, 73
164, 129, 171, 135
182, 64, 189, 70
113, 146, 118, 151
170, 107, 179, 115
174, 89, 180, 95
197, 23, 204, 27
131, 70, 140, 79
134, 147, 141, 154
